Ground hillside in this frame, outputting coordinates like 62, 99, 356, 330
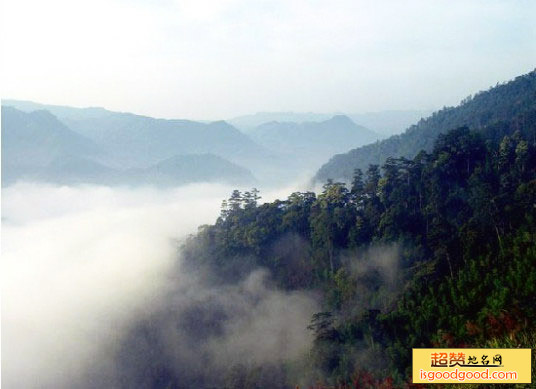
131, 107, 536, 387
4, 100, 270, 169
1, 107, 256, 186
249, 115, 379, 165
124, 154, 256, 186
1, 106, 108, 185
315, 70, 536, 183
349, 109, 432, 136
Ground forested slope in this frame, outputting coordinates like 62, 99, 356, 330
315, 70, 536, 183
121, 103, 536, 387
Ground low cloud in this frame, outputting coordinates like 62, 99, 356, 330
1, 181, 315, 388
113, 268, 318, 388
336, 243, 403, 316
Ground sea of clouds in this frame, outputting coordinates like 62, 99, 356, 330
1, 181, 317, 388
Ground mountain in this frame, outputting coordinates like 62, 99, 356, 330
64, 115, 269, 169
1, 106, 256, 186
228, 110, 432, 136
228, 112, 334, 131
1, 106, 109, 185
248, 115, 379, 172
2, 99, 110, 121
314, 70, 536, 183
132, 103, 536, 387
349, 109, 432, 136
4, 100, 270, 169
124, 154, 255, 186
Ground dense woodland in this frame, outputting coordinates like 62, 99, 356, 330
107, 72, 536, 388
179, 111, 536, 387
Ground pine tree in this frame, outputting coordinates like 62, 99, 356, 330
229, 190, 242, 211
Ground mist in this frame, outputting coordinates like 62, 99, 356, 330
1, 181, 317, 388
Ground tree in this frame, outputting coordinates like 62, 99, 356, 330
228, 190, 242, 211
350, 168, 364, 204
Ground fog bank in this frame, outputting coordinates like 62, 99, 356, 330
1, 181, 312, 388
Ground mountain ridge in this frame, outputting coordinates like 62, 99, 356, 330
314, 69, 536, 183
249, 114, 379, 170
1, 107, 256, 186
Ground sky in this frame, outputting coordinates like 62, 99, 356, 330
2, 0, 536, 120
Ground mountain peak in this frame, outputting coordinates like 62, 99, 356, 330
208, 120, 230, 127
324, 115, 354, 126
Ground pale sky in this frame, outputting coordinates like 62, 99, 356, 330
2, 0, 535, 120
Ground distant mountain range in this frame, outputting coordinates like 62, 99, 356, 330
228, 109, 432, 136
248, 115, 379, 170
314, 70, 536, 184
1, 106, 256, 186
1, 106, 108, 185
3, 100, 268, 169
3, 100, 394, 187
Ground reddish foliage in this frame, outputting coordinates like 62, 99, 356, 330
465, 320, 481, 336
486, 310, 522, 339
298, 370, 398, 389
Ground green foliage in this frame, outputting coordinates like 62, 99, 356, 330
181, 107, 536, 385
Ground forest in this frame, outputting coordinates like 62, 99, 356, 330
4, 1, 536, 388
177, 106, 536, 387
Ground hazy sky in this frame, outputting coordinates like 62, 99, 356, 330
2, 0, 535, 120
